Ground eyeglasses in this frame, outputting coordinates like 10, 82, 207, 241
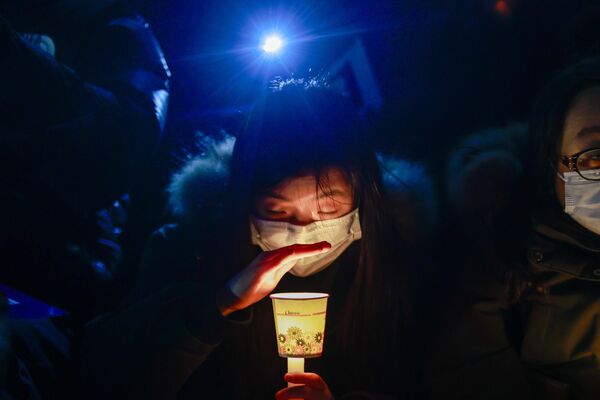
560, 148, 600, 181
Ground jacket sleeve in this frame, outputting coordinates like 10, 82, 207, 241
80, 227, 251, 400
0, 12, 170, 211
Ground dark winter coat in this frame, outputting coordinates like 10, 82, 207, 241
80, 142, 436, 400
0, 0, 170, 316
426, 124, 600, 400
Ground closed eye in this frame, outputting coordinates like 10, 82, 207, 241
317, 210, 337, 215
266, 209, 286, 215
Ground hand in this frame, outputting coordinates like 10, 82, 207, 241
218, 242, 331, 316
275, 373, 334, 400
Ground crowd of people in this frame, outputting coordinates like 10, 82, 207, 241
1, 1, 600, 399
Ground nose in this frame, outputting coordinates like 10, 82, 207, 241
286, 216, 316, 226
285, 210, 318, 226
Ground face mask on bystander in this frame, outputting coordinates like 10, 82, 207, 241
559, 169, 600, 235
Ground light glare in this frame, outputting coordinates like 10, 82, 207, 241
262, 35, 284, 53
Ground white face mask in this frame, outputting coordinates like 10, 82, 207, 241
250, 209, 362, 277
559, 169, 600, 235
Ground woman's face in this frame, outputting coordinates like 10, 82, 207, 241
253, 167, 354, 225
556, 85, 600, 206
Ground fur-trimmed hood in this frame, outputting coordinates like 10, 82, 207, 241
167, 134, 437, 245
446, 122, 528, 215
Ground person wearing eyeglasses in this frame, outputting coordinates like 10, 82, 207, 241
425, 58, 600, 400
520, 58, 600, 398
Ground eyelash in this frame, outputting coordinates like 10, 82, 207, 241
267, 209, 285, 215
267, 210, 337, 216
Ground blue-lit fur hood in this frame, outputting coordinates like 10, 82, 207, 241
167, 134, 437, 244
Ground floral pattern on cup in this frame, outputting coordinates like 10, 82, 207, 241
277, 326, 324, 357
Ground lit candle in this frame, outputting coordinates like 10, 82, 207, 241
270, 292, 329, 380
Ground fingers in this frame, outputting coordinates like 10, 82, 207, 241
287, 241, 332, 256
276, 385, 309, 400
284, 373, 327, 390
275, 373, 332, 399
267, 242, 332, 266
276, 382, 332, 400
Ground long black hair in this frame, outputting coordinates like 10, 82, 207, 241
224, 82, 413, 388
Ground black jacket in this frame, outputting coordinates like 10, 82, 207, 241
0, 1, 170, 317
80, 139, 436, 399
427, 124, 600, 400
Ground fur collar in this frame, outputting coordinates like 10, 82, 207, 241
167, 134, 437, 243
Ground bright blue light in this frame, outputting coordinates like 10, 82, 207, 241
262, 35, 284, 54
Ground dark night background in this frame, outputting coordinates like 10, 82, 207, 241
133, 0, 600, 153
6, 0, 595, 293
4, 1, 600, 395
130, 0, 600, 166
121, 0, 600, 248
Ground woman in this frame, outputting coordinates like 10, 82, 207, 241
81, 83, 434, 399
522, 57, 600, 398
427, 58, 600, 399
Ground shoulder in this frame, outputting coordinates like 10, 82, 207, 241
143, 221, 211, 260
131, 222, 208, 301
140, 223, 195, 270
